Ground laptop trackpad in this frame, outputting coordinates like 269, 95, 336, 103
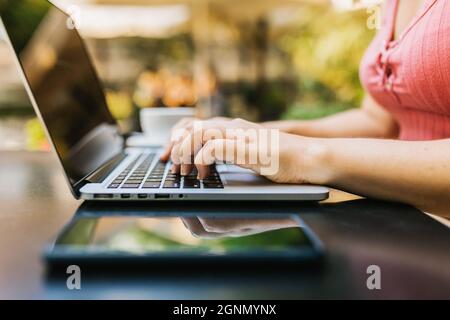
221, 173, 270, 186
217, 165, 270, 186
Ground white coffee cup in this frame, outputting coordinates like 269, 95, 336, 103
140, 107, 195, 145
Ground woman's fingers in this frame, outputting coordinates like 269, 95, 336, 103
168, 123, 194, 172
180, 217, 226, 239
179, 129, 203, 175
170, 139, 183, 173
159, 117, 195, 162
194, 138, 255, 179
170, 133, 193, 174
177, 120, 228, 176
160, 141, 174, 162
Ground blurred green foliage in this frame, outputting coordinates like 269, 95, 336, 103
278, 4, 375, 119
282, 102, 351, 120
129, 34, 195, 70
0, 0, 50, 52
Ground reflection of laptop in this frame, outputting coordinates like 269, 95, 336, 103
0, 1, 328, 201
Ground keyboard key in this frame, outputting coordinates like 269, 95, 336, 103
203, 184, 224, 189
164, 177, 180, 181
163, 182, 180, 188
122, 184, 140, 188
184, 176, 199, 181
184, 184, 200, 189
165, 173, 179, 177
108, 184, 120, 188
203, 177, 221, 182
183, 181, 200, 188
187, 173, 200, 178
125, 181, 142, 185
148, 174, 163, 178
203, 181, 222, 185
142, 183, 160, 188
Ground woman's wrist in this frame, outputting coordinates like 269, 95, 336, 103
292, 136, 335, 185
262, 120, 300, 134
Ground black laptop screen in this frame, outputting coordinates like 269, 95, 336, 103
0, 1, 121, 187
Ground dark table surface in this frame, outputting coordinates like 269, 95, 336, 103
0, 151, 449, 299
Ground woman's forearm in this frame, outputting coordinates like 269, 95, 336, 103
302, 138, 450, 217
263, 96, 399, 139
264, 108, 397, 138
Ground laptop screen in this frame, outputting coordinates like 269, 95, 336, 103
0, 1, 122, 190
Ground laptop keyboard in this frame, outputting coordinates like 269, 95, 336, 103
107, 153, 224, 190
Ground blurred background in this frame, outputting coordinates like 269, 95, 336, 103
0, 0, 379, 151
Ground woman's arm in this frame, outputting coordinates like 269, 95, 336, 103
161, 95, 398, 161
302, 137, 450, 217
263, 95, 399, 139
169, 118, 450, 217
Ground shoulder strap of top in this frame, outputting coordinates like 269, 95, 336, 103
385, 0, 400, 42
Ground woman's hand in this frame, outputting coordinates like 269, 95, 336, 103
180, 216, 299, 239
159, 116, 230, 162
161, 117, 324, 184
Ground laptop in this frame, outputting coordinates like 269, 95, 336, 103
0, 0, 329, 201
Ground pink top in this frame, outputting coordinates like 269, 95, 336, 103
360, 0, 450, 140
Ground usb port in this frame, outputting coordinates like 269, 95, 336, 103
121, 194, 131, 199
94, 194, 113, 199
155, 194, 170, 199
138, 194, 147, 199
